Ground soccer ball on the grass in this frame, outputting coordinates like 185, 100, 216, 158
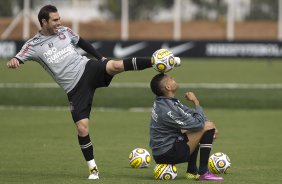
208, 152, 231, 174
153, 164, 177, 180
129, 148, 151, 168
151, 49, 175, 73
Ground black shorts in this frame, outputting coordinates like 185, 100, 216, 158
153, 135, 190, 164
67, 59, 113, 123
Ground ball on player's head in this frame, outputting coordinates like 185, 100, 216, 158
208, 152, 231, 174
153, 164, 177, 180
151, 49, 175, 73
128, 148, 151, 168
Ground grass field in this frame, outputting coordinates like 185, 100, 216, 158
1, 58, 282, 84
0, 108, 281, 184
1, 58, 282, 108
1, 58, 282, 183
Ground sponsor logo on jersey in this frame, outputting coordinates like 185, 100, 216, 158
151, 108, 158, 122
43, 45, 76, 63
167, 111, 185, 125
151, 102, 158, 122
177, 106, 191, 118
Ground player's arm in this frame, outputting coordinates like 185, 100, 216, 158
7, 57, 22, 69
77, 37, 106, 61
163, 92, 206, 131
184, 91, 219, 139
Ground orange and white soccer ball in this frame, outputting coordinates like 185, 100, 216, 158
151, 49, 175, 73
208, 152, 231, 174
153, 164, 177, 180
128, 148, 151, 168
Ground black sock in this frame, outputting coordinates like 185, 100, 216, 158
78, 134, 94, 161
187, 144, 199, 174
199, 129, 215, 175
123, 57, 152, 71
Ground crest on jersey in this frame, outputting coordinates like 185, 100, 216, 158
58, 33, 66, 40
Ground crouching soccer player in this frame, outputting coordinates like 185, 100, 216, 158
6, 5, 181, 180
149, 73, 224, 181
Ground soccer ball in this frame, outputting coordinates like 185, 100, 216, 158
128, 148, 151, 168
151, 49, 175, 73
208, 152, 231, 174
153, 164, 177, 180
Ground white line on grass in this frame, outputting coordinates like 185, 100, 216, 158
0, 105, 152, 112
1, 83, 282, 89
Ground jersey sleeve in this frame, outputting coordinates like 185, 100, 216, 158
162, 104, 206, 131
65, 27, 80, 44
15, 42, 36, 63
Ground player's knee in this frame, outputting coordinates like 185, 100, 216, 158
106, 60, 124, 74
76, 119, 89, 136
204, 121, 215, 131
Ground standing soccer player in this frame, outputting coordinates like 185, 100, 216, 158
6, 5, 180, 179
149, 73, 223, 181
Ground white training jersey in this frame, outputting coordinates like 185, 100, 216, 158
15, 26, 89, 93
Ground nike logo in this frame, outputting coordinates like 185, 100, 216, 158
78, 42, 102, 55
161, 42, 194, 55
114, 42, 147, 58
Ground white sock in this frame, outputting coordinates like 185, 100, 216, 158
87, 159, 97, 169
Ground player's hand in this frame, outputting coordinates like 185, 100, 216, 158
7, 58, 20, 69
184, 92, 200, 106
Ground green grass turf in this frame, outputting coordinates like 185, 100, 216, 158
1, 87, 282, 109
0, 108, 281, 184
1, 58, 282, 84
1, 58, 282, 109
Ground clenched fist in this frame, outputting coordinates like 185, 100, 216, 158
184, 92, 200, 106
7, 58, 20, 69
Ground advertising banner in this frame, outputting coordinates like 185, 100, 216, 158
2, 40, 282, 58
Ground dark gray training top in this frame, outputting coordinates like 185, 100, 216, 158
149, 96, 206, 156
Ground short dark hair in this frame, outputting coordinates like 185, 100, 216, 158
150, 73, 166, 96
38, 5, 58, 27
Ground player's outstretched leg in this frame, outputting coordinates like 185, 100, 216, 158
123, 57, 152, 71
106, 56, 181, 76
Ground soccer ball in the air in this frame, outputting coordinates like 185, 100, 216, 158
128, 148, 151, 168
208, 152, 231, 174
153, 164, 177, 180
151, 49, 175, 73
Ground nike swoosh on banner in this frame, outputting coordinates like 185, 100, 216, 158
78, 42, 102, 55
113, 42, 147, 58
161, 42, 194, 55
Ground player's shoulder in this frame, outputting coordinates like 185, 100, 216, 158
25, 32, 46, 46
58, 26, 77, 36
57, 26, 68, 33
156, 97, 177, 110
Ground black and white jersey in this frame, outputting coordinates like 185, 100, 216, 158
15, 26, 89, 93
